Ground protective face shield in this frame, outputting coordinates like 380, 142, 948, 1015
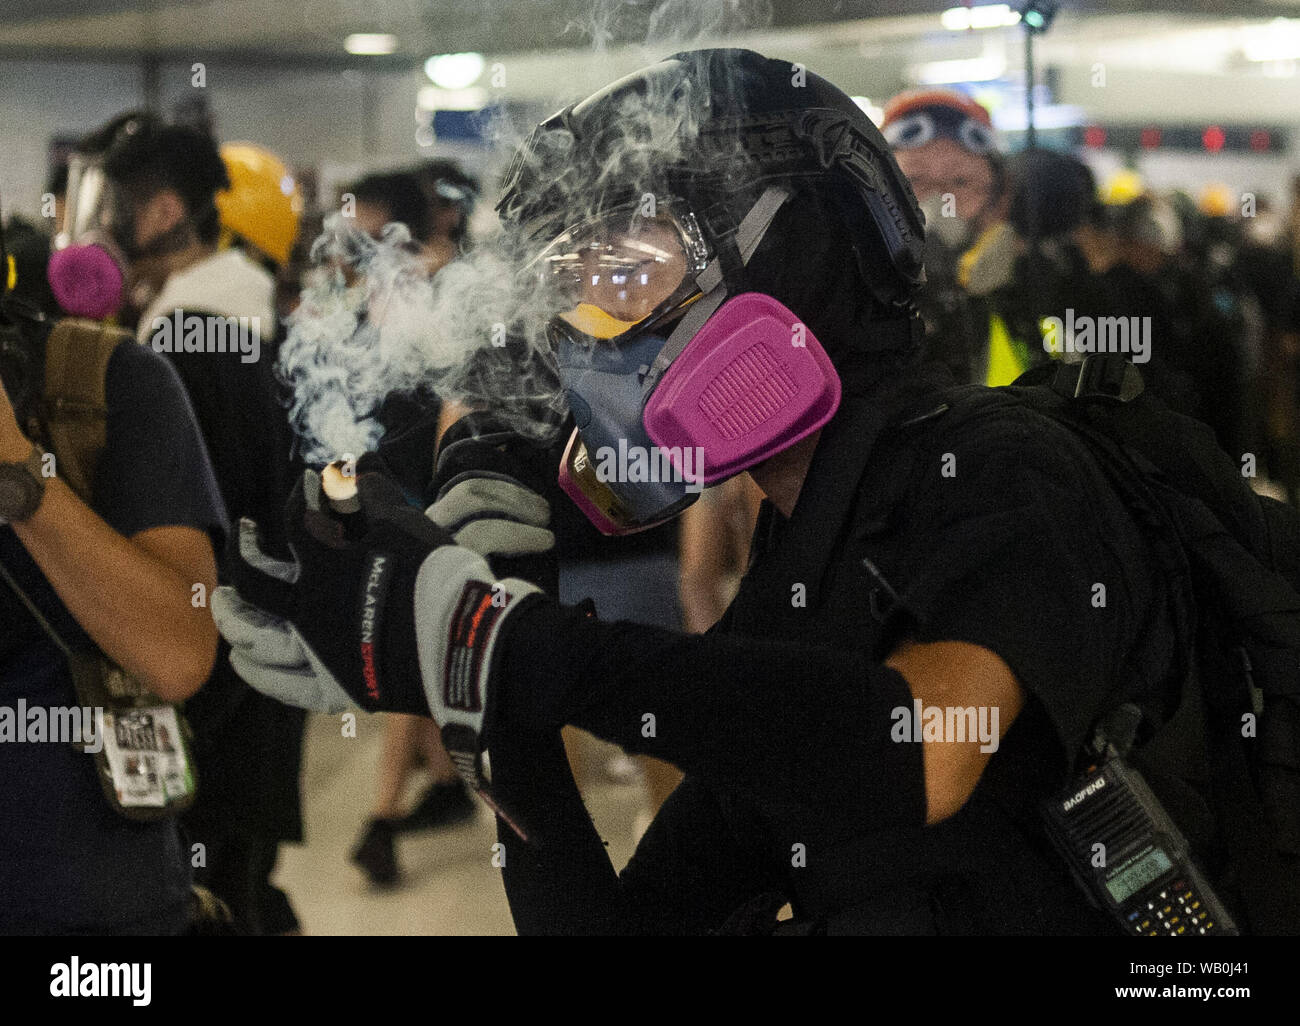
536, 190, 841, 535
47, 154, 133, 319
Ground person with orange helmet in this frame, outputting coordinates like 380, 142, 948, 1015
881, 88, 1006, 252
880, 89, 1034, 386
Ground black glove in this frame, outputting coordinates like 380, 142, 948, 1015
219, 461, 453, 714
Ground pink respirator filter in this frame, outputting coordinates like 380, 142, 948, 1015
47, 244, 126, 320
643, 292, 841, 485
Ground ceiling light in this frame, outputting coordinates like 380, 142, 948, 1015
1241, 19, 1300, 63
941, 5, 1021, 31
425, 52, 486, 90
913, 56, 1007, 85
345, 33, 398, 56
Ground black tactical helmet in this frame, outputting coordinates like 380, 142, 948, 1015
497, 48, 926, 311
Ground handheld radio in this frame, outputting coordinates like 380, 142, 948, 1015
1042, 707, 1239, 936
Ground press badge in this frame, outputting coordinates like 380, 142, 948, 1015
101, 706, 194, 809
67, 651, 198, 822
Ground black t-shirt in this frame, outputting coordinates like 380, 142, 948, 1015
0, 339, 226, 935
699, 383, 1185, 932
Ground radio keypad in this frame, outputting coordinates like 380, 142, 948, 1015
1127, 878, 1220, 935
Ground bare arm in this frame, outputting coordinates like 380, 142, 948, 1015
2, 385, 218, 702
886, 639, 1025, 824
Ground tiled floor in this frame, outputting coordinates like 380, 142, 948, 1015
274, 713, 650, 935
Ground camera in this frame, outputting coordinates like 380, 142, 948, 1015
0, 300, 51, 429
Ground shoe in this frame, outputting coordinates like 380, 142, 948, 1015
350, 817, 400, 887
399, 778, 476, 833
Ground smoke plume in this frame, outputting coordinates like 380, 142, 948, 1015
278, 0, 775, 464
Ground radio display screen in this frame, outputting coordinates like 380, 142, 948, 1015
1106, 848, 1173, 904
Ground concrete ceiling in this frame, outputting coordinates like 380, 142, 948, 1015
1, 1, 1298, 67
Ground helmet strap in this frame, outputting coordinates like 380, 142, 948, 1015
641, 184, 789, 399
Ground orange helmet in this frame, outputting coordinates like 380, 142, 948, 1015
215, 143, 303, 267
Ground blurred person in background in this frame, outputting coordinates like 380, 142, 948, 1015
415, 158, 482, 266
177, 140, 311, 935
50, 112, 304, 933
0, 216, 223, 934
342, 165, 484, 888
881, 88, 1029, 386
1079, 177, 1250, 461
997, 147, 1107, 339
1, 164, 65, 318
220, 141, 309, 323
1254, 176, 1300, 502
1231, 188, 1300, 500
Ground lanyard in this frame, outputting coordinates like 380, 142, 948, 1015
0, 552, 74, 658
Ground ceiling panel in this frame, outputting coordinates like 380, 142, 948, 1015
1, 1, 1298, 66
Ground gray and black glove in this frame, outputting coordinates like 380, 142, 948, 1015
427, 412, 558, 593
211, 460, 542, 838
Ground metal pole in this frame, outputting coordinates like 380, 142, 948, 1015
1025, 26, 1036, 151
142, 53, 161, 113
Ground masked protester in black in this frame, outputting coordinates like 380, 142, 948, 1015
213, 49, 1197, 935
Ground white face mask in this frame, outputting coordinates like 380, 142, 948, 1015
919, 193, 975, 253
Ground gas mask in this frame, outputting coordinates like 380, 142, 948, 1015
47, 155, 133, 319
47, 152, 196, 320
533, 187, 842, 535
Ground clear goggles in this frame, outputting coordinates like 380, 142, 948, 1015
528, 203, 710, 344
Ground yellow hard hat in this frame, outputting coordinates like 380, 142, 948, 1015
215, 142, 303, 267
1198, 183, 1233, 218
1100, 169, 1145, 207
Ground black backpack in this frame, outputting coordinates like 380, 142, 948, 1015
946, 354, 1300, 934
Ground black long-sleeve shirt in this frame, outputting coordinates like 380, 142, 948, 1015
484, 368, 1189, 934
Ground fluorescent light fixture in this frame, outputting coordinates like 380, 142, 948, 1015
991, 103, 1085, 132
850, 95, 884, 125
941, 5, 1021, 31
345, 33, 398, 55
425, 52, 486, 89
1241, 19, 1300, 62
417, 85, 488, 112
913, 56, 1007, 85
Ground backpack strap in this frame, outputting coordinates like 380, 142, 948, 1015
40, 318, 126, 504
